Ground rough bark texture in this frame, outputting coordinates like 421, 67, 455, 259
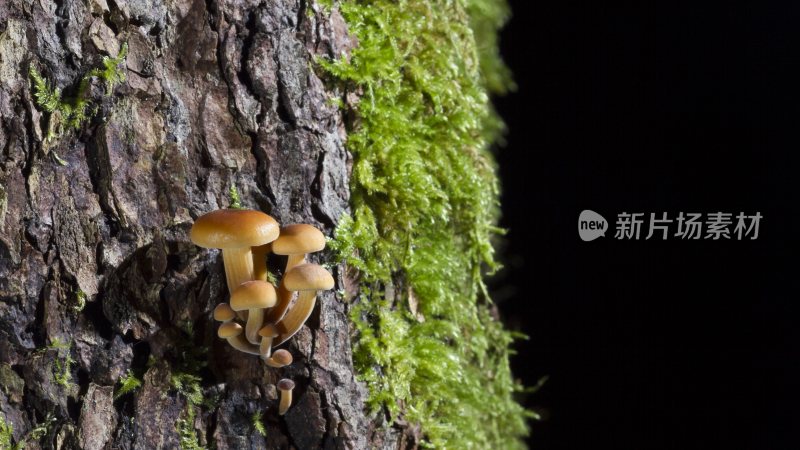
0, 1, 383, 448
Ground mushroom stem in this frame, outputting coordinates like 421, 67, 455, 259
274, 290, 317, 346
252, 243, 271, 282
279, 390, 292, 415
278, 391, 292, 416
277, 379, 295, 415
266, 284, 293, 323
285, 254, 306, 272
265, 255, 308, 324
259, 335, 273, 359
221, 247, 255, 294
225, 335, 261, 355
258, 324, 278, 360
245, 309, 265, 345
218, 322, 260, 355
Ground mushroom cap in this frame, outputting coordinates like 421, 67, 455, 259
271, 224, 326, 255
271, 349, 293, 366
218, 321, 244, 339
258, 324, 278, 338
190, 209, 279, 249
283, 263, 334, 292
230, 280, 277, 311
277, 378, 295, 391
213, 303, 236, 322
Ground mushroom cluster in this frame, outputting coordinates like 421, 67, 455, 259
191, 209, 333, 415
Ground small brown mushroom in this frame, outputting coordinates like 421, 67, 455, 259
217, 322, 259, 355
274, 263, 334, 346
277, 378, 295, 415
230, 280, 277, 345
213, 303, 237, 323
272, 224, 326, 271
190, 209, 279, 294
264, 349, 293, 368
258, 324, 278, 359
267, 224, 326, 323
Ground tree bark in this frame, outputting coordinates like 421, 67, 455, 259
0, 1, 392, 448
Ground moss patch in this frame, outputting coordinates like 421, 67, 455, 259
169, 326, 214, 450
0, 414, 20, 450
48, 338, 75, 389
322, 0, 529, 448
30, 44, 127, 145
114, 369, 143, 400
172, 372, 205, 450
251, 411, 267, 437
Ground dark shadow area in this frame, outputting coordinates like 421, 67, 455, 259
493, 2, 800, 449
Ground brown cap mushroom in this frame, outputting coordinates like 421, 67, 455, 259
273, 264, 334, 346
281, 263, 335, 291
272, 224, 326, 271
217, 322, 259, 355
213, 303, 237, 322
276, 378, 295, 415
230, 280, 277, 345
190, 209, 279, 294
264, 348, 293, 368
267, 224, 326, 323
258, 324, 278, 359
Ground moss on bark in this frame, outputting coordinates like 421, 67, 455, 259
322, 0, 530, 447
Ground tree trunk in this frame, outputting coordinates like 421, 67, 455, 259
0, 1, 391, 448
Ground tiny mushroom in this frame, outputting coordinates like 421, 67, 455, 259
271, 224, 326, 271
274, 263, 334, 346
277, 378, 295, 415
213, 303, 237, 323
190, 209, 279, 294
230, 280, 277, 345
258, 323, 278, 359
267, 224, 326, 323
264, 349, 293, 368
217, 322, 259, 355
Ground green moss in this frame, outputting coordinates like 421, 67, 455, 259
72, 289, 86, 313
87, 45, 129, 96
266, 270, 279, 286
1, 410, 60, 450
25, 414, 54, 443
229, 184, 243, 209
171, 371, 205, 450
251, 411, 267, 437
321, 0, 529, 448
30, 44, 128, 146
114, 370, 142, 400
0, 414, 22, 450
175, 403, 204, 450
169, 327, 212, 450
170, 373, 204, 407
48, 338, 74, 389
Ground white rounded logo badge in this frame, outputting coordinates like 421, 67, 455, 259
579, 210, 607, 241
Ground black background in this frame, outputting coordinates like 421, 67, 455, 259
493, 2, 799, 449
